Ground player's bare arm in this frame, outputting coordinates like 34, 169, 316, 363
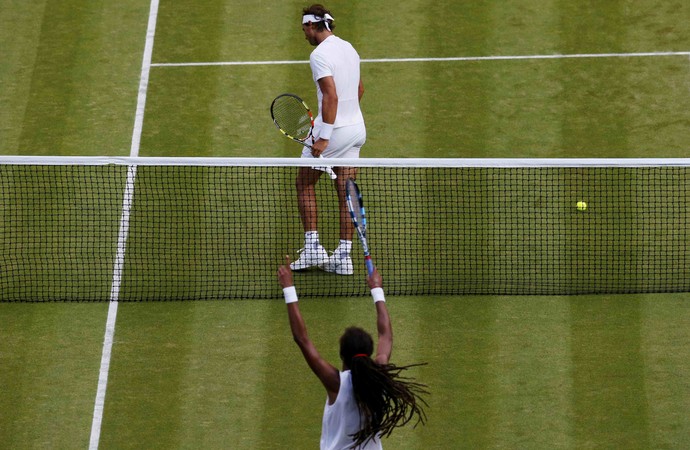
278, 256, 340, 401
367, 269, 392, 364
312, 76, 338, 157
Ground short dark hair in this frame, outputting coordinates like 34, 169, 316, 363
302, 4, 335, 31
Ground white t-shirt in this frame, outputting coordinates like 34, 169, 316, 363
320, 371, 382, 450
309, 35, 364, 129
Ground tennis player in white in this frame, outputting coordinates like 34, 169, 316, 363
277, 258, 428, 449
291, 4, 366, 275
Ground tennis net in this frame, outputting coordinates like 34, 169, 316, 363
2, 157, 689, 301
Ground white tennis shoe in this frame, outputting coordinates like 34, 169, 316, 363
290, 244, 330, 271
323, 249, 354, 275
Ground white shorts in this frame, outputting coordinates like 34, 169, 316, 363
301, 122, 366, 159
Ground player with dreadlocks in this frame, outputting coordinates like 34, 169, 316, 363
277, 256, 428, 449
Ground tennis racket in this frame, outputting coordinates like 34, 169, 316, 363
270, 93, 336, 179
345, 178, 375, 275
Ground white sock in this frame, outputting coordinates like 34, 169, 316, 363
305, 231, 320, 249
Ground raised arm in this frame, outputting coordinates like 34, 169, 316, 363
278, 256, 340, 399
367, 268, 392, 365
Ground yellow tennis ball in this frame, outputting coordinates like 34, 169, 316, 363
576, 201, 587, 211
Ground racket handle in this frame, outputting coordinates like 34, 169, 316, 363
317, 156, 337, 179
304, 141, 338, 180
312, 165, 337, 179
364, 255, 374, 275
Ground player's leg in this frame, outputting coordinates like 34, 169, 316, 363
291, 167, 329, 270
296, 166, 322, 232
322, 166, 356, 275
322, 123, 365, 275
335, 166, 357, 242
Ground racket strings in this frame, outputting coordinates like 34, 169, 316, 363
272, 97, 312, 141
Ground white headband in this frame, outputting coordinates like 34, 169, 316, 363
302, 13, 334, 30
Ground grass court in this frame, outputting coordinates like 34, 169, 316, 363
1, 1, 690, 448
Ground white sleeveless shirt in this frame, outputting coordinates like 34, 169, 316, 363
320, 370, 382, 450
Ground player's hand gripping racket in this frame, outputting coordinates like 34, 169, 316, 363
345, 178, 375, 275
270, 93, 336, 179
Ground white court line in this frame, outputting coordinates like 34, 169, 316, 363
150, 51, 690, 67
88, 1, 159, 449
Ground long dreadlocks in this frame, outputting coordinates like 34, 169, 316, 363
339, 327, 429, 448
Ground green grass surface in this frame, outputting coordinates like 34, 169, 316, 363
1, 0, 690, 448
2, 296, 689, 448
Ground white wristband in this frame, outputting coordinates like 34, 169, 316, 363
319, 123, 334, 140
370, 287, 385, 303
283, 286, 298, 304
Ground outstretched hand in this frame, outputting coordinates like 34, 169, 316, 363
277, 255, 294, 288
367, 267, 382, 290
